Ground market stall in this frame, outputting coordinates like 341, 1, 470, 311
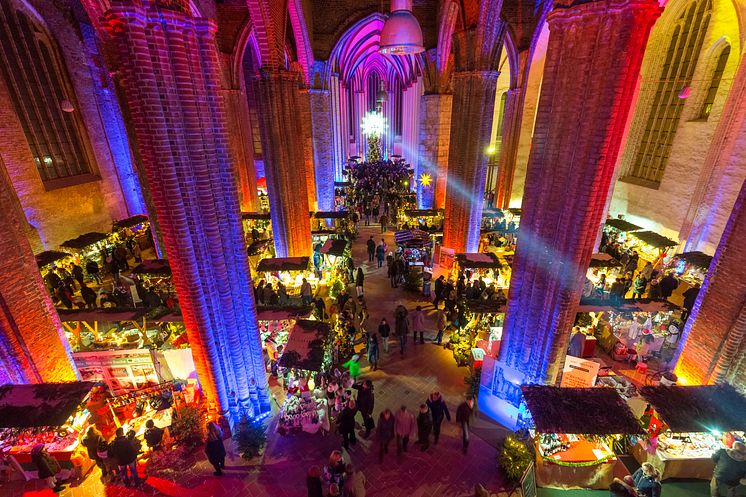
666, 251, 712, 286
455, 252, 508, 288
259, 306, 312, 370
112, 214, 152, 250
311, 211, 353, 235
624, 231, 678, 267
241, 212, 272, 242
131, 259, 178, 309
448, 299, 505, 367
60, 232, 111, 268
36, 250, 74, 288
394, 229, 434, 268
0, 382, 96, 481
399, 209, 443, 232
256, 256, 316, 304
334, 181, 351, 210
633, 384, 746, 480
582, 253, 625, 301
316, 238, 351, 286
522, 385, 644, 490
276, 320, 332, 435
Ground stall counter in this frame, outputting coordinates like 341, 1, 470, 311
631, 439, 714, 480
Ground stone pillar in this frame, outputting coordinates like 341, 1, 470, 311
418, 93, 452, 209
481, 0, 661, 428
310, 89, 335, 212
254, 71, 312, 257
103, 2, 269, 418
673, 183, 746, 386
0, 158, 77, 384
680, 55, 746, 254
222, 88, 258, 212
298, 88, 317, 211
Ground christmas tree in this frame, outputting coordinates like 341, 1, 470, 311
367, 134, 382, 162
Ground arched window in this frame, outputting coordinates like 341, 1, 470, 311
698, 44, 730, 120
0, 2, 93, 187
626, 0, 711, 184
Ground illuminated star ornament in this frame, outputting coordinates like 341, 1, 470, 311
419, 173, 432, 187
361, 111, 386, 137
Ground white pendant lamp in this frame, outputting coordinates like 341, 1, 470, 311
378, 0, 424, 55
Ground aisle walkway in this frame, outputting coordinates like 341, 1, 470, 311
6, 225, 506, 497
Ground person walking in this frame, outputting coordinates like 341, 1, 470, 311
343, 464, 367, 497
82, 426, 107, 477
416, 404, 433, 451
367, 331, 379, 371
86, 259, 102, 284
367, 236, 376, 262
388, 259, 399, 288
376, 242, 385, 268
426, 391, 451, 444
379, 213, 388, 233
356, 268, 365, 297
456, 396, 475, 454
109, 427, 140, 486
354, 380, 375, 437
338, 399, 358, 450
377, 409, 395, 464
394, 305, 409, 355
394, 405, 416, 456
378, 318, 391, 353
633, 462, 662, 497
433, 275, 445, 308
411, 305, 426, 344
710, 441, 746, 497
205, 421, 226, 476
435, 309, 448, 345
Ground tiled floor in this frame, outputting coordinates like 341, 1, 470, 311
3, 225, 509, 497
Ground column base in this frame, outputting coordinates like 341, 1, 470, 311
478, 356, 529, 430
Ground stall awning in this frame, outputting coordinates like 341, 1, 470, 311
577, 298, 680, 313
257, 306, 312, 321
247, 239, 272, 256
508, 207, 522, 216
639, 384, 746, 433
404, 209, 442, 217
313, 211, 349, 219
465, 299, 505, 314
57, 308, 149, 322
257, 257, 310, 272
674, 251, 713, 270
319, 239, 349, 257
482, 208, 504, 219
132, 259, 171, 276
522, 386, 644, 435
394, 229, 432, 248
241, 212, 271, 220
605, 218, 643, 233
61, 232, 109, 250
334, 181, 351, 187
455, 252, 502, 269
312, 229, 338, 235
35, 250, 71, 269
278, 319, 331, 371
113, 215, 149, 230
0, 382, 94, 428
632, 231, 678, 249
589, 253, 623, 269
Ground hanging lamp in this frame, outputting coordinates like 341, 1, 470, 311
378, 0, 424, 55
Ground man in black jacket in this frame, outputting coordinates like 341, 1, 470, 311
456, 396, 475, 454
426, 391, 451, 444
354, 380, 375, 437
109, 428, 140, 486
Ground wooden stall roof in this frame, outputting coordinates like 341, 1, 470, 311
404, 209, 443, 217
674, 251, 713, 269
61, 232, 109, 250
465, 299, 505, 314
632, 231, 678, 249
319, 238, 349, 257
639, 384, 746, 433
277, 319, 331, 371
605, 218, 643, 233
482, 208, 504, 218
522, 386, 644, 435
247, 239, 272, 256
589, 253, 623, 269
35, 250, 71, 269
0, 382, 95, 428
577, 298, 680, 313
257, 256, 310, 272
313, 211, 349, 219
132, 259, 171, 275
113, 215, 149, 229
257, 306, 312, 321
455, 252, 502, 269
241, 212, 271, 220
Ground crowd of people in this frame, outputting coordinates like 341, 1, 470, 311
346, 160, 413, 230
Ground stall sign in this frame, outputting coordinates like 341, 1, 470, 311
560, 355, 600, 388
439, 247, 455, 269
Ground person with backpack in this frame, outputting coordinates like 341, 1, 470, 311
81, 426, 107, 476
109, 427, 140, 486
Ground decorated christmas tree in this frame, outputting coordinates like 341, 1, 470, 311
367, 134, 382, 162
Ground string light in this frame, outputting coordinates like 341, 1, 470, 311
361, 111, 386, 137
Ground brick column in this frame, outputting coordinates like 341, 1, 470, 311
254, 70, 312, 257
223, 88, 258, 212
418, 93, 452, 209
480, 0, 661, 428
310, 89, 335, 212
104, 2, 269, 419
0, 158, 77, 384
298, 88, 317, 211
673, 178, 746, 386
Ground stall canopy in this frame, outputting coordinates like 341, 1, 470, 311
132, 259, 171, 276
674, 251, 713, 269
522, 386, 644, 435
334, 181, 351, 187
278, 319, 331, 371
455, 252, 502, 269
465, 299, 505, 314
639, 384, 746, 433
257, 257, 310, 272
589, 253, 623, 269
508, 207, 522, 216
241, 212, 271, 220
57, 308, 149, 322
632, 231, 678, 249
405, 209, 442, 217
0, 382, 94, 428
35, 250, 71, 269
482, 208, 504, 218
257, 306, 312, 321
319, 238, 349, 257
313, 211, 349, 219
61, 232, 109, 250
605, 218, 643, 233
113, 214, 148, 230
577, 298, 680, 313
248, 239, 272, 256
394, 229, 432, 247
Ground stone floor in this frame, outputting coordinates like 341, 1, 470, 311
3, 224, 509, 497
